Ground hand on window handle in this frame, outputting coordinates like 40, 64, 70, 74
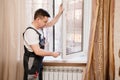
52, 52, 60, 58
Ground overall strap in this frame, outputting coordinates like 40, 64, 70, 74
23, 27, 41, 38
23, 27, 45, 49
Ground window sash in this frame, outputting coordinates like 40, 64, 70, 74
62, 0, 91, 59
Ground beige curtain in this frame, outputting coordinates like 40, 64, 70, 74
0, 0, 25, 80
83, 0, 115, 80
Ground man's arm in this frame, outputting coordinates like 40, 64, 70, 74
30, 44, 59, 58
45, 3, 64, 27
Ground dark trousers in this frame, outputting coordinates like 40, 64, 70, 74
23, 55, 43, 80
23, 71, 43, 80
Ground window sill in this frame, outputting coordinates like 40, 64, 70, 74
43, 56, 87, 67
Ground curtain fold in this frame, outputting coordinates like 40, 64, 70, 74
83, 0, 115, 80
0, 0, 25, 80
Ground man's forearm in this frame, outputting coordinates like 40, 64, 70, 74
45, 12, 63, 27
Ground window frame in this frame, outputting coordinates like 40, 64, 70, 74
61, 0, 92, 61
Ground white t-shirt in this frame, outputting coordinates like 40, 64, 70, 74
24, 24, 44, 52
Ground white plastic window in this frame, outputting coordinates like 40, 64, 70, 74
26, 0, 92, 62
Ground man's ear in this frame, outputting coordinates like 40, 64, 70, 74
36, 17, 40, 20
36, 17, 42, 22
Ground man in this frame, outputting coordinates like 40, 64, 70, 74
23, 4, 63, 80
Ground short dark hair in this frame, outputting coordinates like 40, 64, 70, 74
34, 9, 50, 20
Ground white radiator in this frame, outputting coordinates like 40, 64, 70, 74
43, 66, 83, 80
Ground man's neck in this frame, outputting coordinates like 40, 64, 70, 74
32, 21, 39, 29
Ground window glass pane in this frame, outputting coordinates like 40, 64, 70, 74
66, 0, 83, 54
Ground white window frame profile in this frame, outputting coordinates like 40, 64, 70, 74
62, 0, 92, 61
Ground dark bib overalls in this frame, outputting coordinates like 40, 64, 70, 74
23, 27, 45, 80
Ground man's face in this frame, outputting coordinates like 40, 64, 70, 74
38, 16, 48, 28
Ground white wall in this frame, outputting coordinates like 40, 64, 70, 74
114, 0, 120, 80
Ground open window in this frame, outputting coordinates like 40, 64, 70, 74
62, 0, 84, 58
55, 0, 92, 60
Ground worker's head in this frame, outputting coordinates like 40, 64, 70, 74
34, 9, 50, 20
34, 9, 50, 28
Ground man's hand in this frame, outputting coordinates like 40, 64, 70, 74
59, 3, 64, 14
52, 52, 60, 58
